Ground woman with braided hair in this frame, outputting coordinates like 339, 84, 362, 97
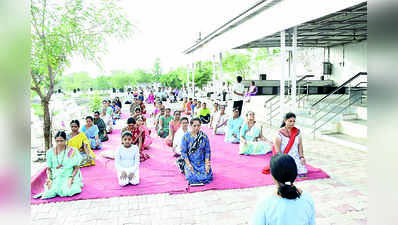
251, 154, 315, 225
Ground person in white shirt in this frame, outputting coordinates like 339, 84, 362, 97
172, 117, 190, 157
232, 76, 245, 116
115, 131, 140, 186
213, 105, 228, 135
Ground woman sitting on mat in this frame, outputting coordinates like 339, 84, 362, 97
194, 100, 202, 118
115, 131, 140, 186
239, 111, 272, 155
173, 117, 190, 157
137, 116, 152, 149
158, 108, 173, 138
112, 101, 121, 120
67, 120, 95, 167
225, 108, 244, 143
212, 105, 228, 135
185, 98, 192, 115
262, 112, 307, 176
199, 102, 211, 124
138, 98, 146, 114
209, 102, 219, 128
33, 131, 83, 199
166, 110, 181, 147
147, 90, 155, 104
81, 116, 102, 150
252, 154, 314, 225
180, 118, 213, 186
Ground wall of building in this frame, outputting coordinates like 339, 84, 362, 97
328, 40, 367, 85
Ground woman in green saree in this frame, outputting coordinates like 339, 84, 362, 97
34, 131, 83, 199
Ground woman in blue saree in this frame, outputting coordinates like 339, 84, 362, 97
225, 108, 244, 143
180, 118, 213, 185
81, 116, 102, 150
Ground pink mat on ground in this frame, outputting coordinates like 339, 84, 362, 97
31, 126, 329, 204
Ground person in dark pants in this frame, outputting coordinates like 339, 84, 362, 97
232, 76, 245, 116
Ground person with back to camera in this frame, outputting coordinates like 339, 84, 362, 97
232, 75, 245, 116
251, 154, 315, 225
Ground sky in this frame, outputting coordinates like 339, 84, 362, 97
64, 0, 260, 77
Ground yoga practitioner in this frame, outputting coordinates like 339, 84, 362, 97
137, 116, 152, 149
67, 120, 95, 167
93, 111, 108, 142
252, 154, 315, 225
33, 131, 83, 199
158, 108, 173, 138
122, 117, 149, 161
212, 105, 228, 135
239, 111, 272, 155
115, 131, 140, 186
172, 117, 190, 157
166, 110, 181, 147
262, 112, 307, 176
81, 116, 102, 150
180, 118, 213, 186
199, 102, 211, 124
225, 108, 244, 143
101, 100, 113, 133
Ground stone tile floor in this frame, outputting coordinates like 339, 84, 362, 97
31, 99, 367, 225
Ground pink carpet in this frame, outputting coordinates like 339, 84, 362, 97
31, 125, 329, 204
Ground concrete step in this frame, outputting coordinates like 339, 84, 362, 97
339, 119, 367, 138
318, 132, 367, 152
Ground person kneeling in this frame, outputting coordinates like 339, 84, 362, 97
180, 118, 213, 186
115, 131, 140, 186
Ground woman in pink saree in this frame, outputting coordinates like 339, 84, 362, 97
137, 116, 152, 149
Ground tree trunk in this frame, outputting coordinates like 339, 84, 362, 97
42, 98, 52, 152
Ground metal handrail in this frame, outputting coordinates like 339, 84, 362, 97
264, 95, 278, 105
312, 93, 347, 116
312, 95, 355, 125
312, 95, 362, 137
353, 81, 368, 88
312, 72, 367, 108
297, 75, 315, 84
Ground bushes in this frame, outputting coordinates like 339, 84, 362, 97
89, 93, 102, 113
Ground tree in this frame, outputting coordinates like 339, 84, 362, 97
109, 71, 136, 89
95, 75, 112, 90
222, 52, 251, 80
152, 57, 162, 81
31, 0, 133, 151
194, 61, 213, 88
133, 69, 153, 84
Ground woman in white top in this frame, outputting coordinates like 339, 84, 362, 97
115, 131, 140, 186
251, 154, 315, 225
213, 105, 228, 135
172, 117, 190, 157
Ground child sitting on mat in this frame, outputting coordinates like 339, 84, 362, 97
115, 131, 140, 186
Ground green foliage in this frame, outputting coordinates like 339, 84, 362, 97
222, 52, 251, 80
61, 72, 94, 91
88, 93, 102, 113
159, 67, 185, 88
152, 57, 162, 81
194, 61, 213, 88
109, 71, 136, 89
95, 75, 111, 90
32, 103, 44, 117
133, 69, 153, 84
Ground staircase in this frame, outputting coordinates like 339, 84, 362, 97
249, 72, 368, 151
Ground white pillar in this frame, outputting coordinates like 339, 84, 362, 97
219, 52, 224, 89
212, 54, 217, 93
192, 62, 195, 97
186, 64, 190, 97
291, 27, 297, 112
280, 30, 287, 119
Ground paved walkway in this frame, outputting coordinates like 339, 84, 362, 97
31, 99, 367, 225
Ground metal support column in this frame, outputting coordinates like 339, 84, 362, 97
280, 30, 286, 119
186, 64, 190, 97
212, 54, 217, 94
291, 27, 298, 112
192, 62, 195, 97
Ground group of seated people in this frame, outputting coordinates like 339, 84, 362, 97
101, 97, 122, 134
